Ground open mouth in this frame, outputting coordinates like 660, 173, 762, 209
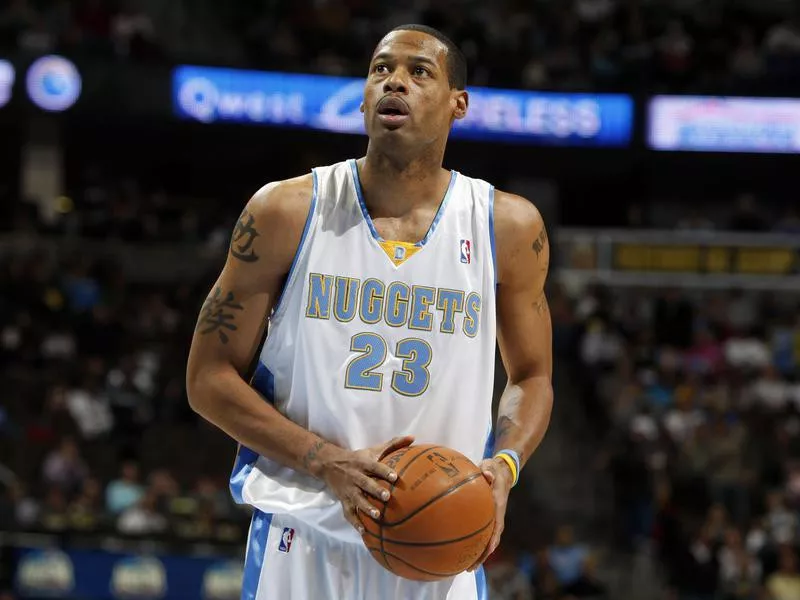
377, 97, 410, 125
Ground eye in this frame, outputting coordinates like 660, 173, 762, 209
413, 66, 430, 77
374, 64, 389, 74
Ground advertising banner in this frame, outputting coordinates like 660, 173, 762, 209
648, 95, 800, 153
173, 65, 634, 147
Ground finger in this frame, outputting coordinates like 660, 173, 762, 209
341, 501, 365, 534
377, 435, 415, 460
467, 523, 498, 571
469, 521, 503, 571
353, 492, 382, 522
482, 468, 496, 486
363, 459, 399, 484
356, 473, 391, 502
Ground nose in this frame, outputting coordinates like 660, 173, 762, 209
383, 69, 408, 94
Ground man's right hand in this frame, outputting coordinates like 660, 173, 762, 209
318, 435, 415, 534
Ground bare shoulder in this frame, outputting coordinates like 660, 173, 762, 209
493, 190, 544, 239
246, 173, 315, 232
493, 190, 548, 285
230, 173, 314, 268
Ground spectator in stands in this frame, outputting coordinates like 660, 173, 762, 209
766, 545, 800, 600
730, 28, 764, 83
774, 206, 800, 234
561, 554, 609, 599
38, 485, 69, 532
41, 437, 88, 496
117, 488, 166, 536
106, 460, 144, 515
69, 477, 104, 531
485, 544, 534, 600
64, 375, 114, 440
547, 526, 590, 589
764, 12, 800, 57
763, 490, 797, 547
728, 194, 767, 232
717, 527, 762, 600
674, 524, 719, 600
706, 414, 751, 525
654, 289, 694, 350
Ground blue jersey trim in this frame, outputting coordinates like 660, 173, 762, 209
348, 159, 457, 247
241, 510, 272, 600
230, 364, 275, 504
488, 185, 497, 287
482, 423, 495, 460
272, 169, 318, 316
476, 565, 488, 600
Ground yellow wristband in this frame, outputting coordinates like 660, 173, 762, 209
494, 452, 518, 486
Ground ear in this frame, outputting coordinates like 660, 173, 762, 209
452, 90, 468, 120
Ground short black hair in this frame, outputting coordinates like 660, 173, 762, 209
385, 24, 467, 90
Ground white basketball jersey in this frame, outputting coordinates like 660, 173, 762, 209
231, 159, 498, 544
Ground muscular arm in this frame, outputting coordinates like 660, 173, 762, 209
493, 191, 554, 472
186, 176, 339, 477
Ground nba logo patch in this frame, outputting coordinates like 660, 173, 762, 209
278, 527, 294, 553
460, 239, 471, 264
394, 245, 406, 261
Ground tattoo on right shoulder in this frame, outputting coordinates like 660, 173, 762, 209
302, 439, 329, 471
230, 208, 260, 263
197, 287, 244, 344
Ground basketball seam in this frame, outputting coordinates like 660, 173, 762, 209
365, 547, 466, 579
380, 445, 444, 569
382, 471, 485, 528
362, 516, 493, 546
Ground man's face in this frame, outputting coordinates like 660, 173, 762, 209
362, 30, 467, 146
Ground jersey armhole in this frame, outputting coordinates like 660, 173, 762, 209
488, 184, 497, 288
270, 169, 319, 319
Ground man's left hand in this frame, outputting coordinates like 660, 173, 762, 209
468, 456, 514, 571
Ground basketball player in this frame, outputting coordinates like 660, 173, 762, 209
186, 24, 553, 600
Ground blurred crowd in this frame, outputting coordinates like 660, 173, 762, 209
0, 248, 249, 543
7, 157, 800, 249
0, 0, 162, 61
9, 163, 236, 249
2, 0, 800, 92
564, 281, 800, 599
485, 526, 608, 600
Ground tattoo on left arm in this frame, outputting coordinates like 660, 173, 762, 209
495, 415, 527, 463
302, 439, 329, 471
532, 226, 548, 257
230, 209, 260, 263
197, 287, 244, 344
496, 415, 513, 443
533, 291, 549, 316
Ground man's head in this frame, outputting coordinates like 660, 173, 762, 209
390, 25, 467, 91
361, 25, 468, 153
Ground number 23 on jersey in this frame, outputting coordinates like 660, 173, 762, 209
345, 333, 432, 397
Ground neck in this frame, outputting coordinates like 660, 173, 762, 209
358, 141, 449, 217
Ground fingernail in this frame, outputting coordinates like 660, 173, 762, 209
388, 472, 397, 481
371, 509, 380, 519
381, 491, 390, 501
358, 526, 364, 534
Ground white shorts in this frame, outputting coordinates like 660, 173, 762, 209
241, 510, 488, 600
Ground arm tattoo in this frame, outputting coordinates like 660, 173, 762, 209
302, 439, 329, 471
197, 287, 244, 344
495, 415, 526, 463
533, 291, 549, 316
532, 226, 548, 258
230, 208, 260, 263
495, 415, 514, 442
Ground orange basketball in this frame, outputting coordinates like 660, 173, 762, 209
358, 443, 495, 581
